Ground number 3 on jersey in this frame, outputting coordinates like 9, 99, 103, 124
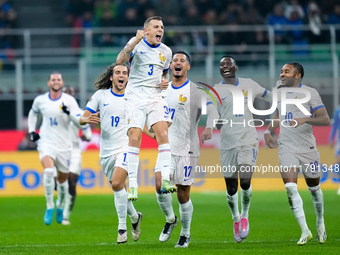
164, 106, 175, 120
148, 65, 154, 75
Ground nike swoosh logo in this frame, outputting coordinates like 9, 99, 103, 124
140, 51, 147, 54
122, 163, 127, 166
222, 97, 228, 100
184, 178, 190, 181
164, 116, 169, 118
164, 165, 169, 167
103, 104, 109, 106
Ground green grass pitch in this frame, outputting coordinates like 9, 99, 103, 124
1, 190, 340, 254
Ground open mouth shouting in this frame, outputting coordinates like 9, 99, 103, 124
117, 78, 126, 87
155, 34, 162, 43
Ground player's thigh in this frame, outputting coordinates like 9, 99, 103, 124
125, 101, 147, 132
278, 148, 300, 180
172, 155, 198, 186
112, 166, 128, 185
38, 144, 56, 168
299, 151, 322, 179
147, 99, 172, 133
220, 148, 238, 178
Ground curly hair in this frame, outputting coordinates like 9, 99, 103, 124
94, 63, 129, 90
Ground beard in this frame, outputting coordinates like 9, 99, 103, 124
51, 86, 62, 92
174, 74, 181, 79
113, 83, 125, 92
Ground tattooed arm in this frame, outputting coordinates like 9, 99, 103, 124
159, 70, 170, 90
116, 30, 144, 64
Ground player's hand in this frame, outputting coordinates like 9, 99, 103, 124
30, 132, 40, 142
289, 118, 305, 128
61, 103, 70, 115
136, 30, 145, 42
264, 133, 277, 149
200, 128, 212, 144
159, 79, 169, 90
80, 134, 91, 141
85, 112, 100, 124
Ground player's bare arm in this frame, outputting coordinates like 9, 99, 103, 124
264, 109, 279, 148
289, 107, 330, 128
159, 70, 170, 90
116, 30, 144, 64
79, 110, 100, 125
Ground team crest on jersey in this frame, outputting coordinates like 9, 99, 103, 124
127, 119, 130, 124
159, 53, 165, 64
242, 89, 248, 103
179, 94, 187, 106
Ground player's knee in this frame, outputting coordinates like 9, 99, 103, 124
111, 180, 124, 191
227, 185, 238, 196
129, 135, 141, 147
240, 179, 251, 190
155, 130, 168, 144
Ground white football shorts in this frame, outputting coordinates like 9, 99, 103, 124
170, 155, 198, 186
220, 143, 259, 178
100, 151, 128, 182
38, 143, 70, 173
125, 99, 172, 132
278, 147, 322, 178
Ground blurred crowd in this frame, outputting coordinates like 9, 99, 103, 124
63, 0, 340, 48
0, 0, 17, 68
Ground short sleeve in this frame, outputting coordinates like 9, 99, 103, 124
85, 91, 101, 113
309, 88, 324, 112
251, 79, 267, 98
164, 47, 172, 71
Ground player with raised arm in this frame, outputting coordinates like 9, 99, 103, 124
116, 16, 176, 200
28, 72, 83, 225
264, 62, 330, 245
61, 86, 92, 225
328, 104, 340, 195
213, 56, 272, 243
79, 63, 142, 244
154, 51, 219, 247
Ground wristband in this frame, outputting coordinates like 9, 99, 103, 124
264, 130, 271, 135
